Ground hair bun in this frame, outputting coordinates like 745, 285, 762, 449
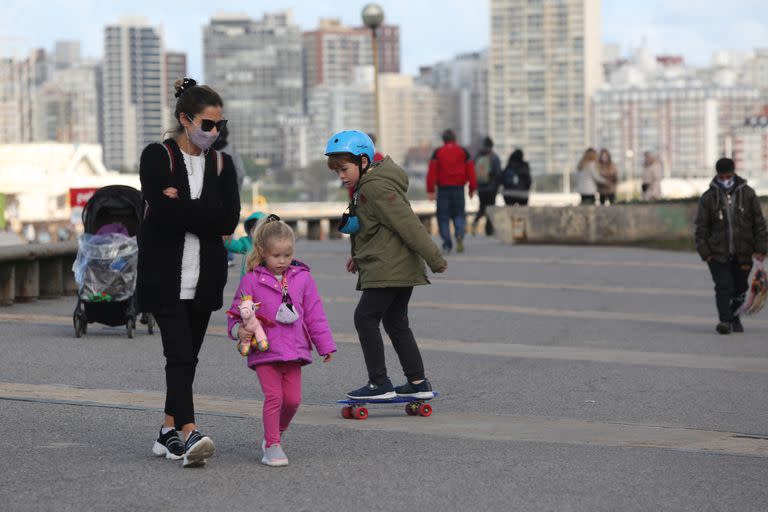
174, 77, 197, 98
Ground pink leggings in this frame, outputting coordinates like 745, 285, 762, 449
255, 362, 302, 447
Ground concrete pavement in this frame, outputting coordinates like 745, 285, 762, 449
1, 237, 767, 511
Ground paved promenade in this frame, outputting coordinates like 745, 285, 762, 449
1, 237, 767, 511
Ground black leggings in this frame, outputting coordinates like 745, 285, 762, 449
353, 287, 425, 385
154, 300, 212, 428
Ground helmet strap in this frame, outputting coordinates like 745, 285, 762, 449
357, 155, 371, 176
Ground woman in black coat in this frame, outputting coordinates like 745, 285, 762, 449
138, 77, 240, 468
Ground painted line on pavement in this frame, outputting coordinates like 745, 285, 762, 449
2, 313, 768, 374
1, 382, 766, 458
300, 251, 704, 270
311, 273, 711, 297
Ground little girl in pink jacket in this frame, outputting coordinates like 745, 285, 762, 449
227, 216, 336, 467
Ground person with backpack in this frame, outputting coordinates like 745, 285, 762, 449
138, 77, 240, 468
471, 137, 502, 236
502, 149, 532, 205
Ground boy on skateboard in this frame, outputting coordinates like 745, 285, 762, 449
325, 130, 447, 400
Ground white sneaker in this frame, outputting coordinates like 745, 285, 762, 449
261, 440, 288, 467
182, 430, 215, 468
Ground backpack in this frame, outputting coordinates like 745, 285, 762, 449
474, 154, 492, 186
503, 162, 530, 190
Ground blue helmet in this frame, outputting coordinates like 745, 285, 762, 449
324, 130, 375, 163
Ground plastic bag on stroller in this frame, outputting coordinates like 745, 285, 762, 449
737, 260, 767, 316
73, 232, 138, 302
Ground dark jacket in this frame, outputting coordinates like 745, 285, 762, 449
503, 157, 532, 192
694, 176, 767, 263
138, 138, 240, 312
427, 142, 477, 194
352, 156, 446, 290
473, 148, 502, 194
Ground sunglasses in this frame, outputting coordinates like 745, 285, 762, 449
266, 214, 281, 222
186, 114, 228, 132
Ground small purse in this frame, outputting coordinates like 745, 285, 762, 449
275, 274, 300, 324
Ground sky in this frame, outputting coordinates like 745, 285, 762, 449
1, 0, 767, 78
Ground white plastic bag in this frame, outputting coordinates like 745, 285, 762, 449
73, 233, 138, 302
737, 260, 767, 316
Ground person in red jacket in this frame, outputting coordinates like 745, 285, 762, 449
427, 129, 477, 253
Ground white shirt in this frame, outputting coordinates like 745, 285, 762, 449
179, 150, 206, 299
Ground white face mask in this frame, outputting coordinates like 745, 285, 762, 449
717, 177, 734, 189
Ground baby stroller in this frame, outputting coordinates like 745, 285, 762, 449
72, 185, 154, 338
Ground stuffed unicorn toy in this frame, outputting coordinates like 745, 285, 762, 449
236, 295, 270, 356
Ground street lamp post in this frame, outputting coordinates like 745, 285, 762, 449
362, 3, 384, 141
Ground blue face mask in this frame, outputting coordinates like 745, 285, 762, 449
717, 177, 734, 189
338, 212, 360, 235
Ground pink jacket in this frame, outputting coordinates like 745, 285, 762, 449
227, 261, 336, 369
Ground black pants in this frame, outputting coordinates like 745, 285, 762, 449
581, 194, 596, 205
354, 287, 425, 385
473, 190, 497, 235
599, 193, 616, 205
707, 259, 752, 322
154, 300, 212, 428
503, 194, 528, 206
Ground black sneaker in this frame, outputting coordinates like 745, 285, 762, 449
732, 316, 744, 333
716, 322, 732, 335
182, 430, 215, 468
152, 428, 184, 460
346, 379, 396, 400
394, 379, 435, 399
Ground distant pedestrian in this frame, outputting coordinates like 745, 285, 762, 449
642, 151, 662, 201
575, 148, 604, 205
226, 217, 336, 466
502, 149, 532, 206
139, 77, 240, 468
471, 136, 502, 236
223, 211, 267, 278
597, 149, 619, 205
694, 157, 767, 335
427, 129, 477, 254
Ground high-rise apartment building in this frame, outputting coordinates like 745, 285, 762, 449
163, 51, 187, 129
418, 50, 488, 148
204, 11, 303, 166
489, 0, 602, 174
733, 111, 768, 175
102, 17, 165, 171
303, 19, 400, 89
0, 49, 49, 144
594, 48, 762, 178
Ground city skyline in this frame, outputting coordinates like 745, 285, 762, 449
2, 0, 767, 80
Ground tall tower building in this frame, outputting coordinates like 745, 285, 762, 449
489, 0, 602, 174
102, 17, 165, 171
204, 11, 303, 167
163, 51, 187, 129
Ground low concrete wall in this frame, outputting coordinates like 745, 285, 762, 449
489, 203, 704, 245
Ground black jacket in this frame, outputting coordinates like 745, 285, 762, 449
694, 176, 767, 263
503, 159, 532, 191
137, 138, 240, 313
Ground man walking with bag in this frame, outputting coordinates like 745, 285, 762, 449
695, 158, 767, 334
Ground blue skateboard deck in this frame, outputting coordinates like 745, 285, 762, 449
337, 392, 439, 419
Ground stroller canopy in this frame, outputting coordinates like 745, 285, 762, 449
82, 185, 143, 236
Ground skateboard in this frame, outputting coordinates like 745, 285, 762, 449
336, 392, 439, 420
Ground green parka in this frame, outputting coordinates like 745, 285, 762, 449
694, 176, 767, 263
351, 156, 446, 290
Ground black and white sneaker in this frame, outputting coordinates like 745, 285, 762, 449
394, 378, 435, 399
182, 430, 215, 468
152, 428, 184, 460
346, 379, 396, 400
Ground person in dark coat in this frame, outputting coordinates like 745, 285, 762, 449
138, 77, 240, 467
694, 157, 767, 334
502, 149, 532, 205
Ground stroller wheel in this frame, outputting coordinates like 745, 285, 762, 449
127, 318, 134, 339
73, 315, 83, 338
147, 314, 155, 335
